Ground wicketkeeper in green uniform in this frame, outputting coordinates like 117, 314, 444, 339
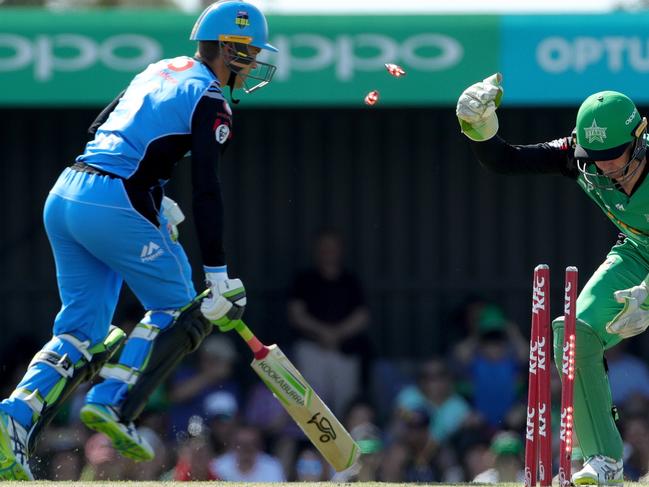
457, 73, 649, 485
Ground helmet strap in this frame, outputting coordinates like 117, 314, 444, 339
227, 70, 240, 105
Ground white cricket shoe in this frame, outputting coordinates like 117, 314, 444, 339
0, 412, 33, 480
572, 455, 623, 485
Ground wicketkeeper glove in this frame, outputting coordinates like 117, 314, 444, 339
606, 277, 649, 338
456, 72, 503, 142
200, 266, 247, 332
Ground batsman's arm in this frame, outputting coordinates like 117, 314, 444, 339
190, 94, 230, 268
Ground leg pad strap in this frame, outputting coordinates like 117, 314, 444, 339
119, 299, 212, 422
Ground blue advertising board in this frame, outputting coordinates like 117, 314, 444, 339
501, 13, 649, 105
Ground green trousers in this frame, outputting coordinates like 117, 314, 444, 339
552, 237, 649, 461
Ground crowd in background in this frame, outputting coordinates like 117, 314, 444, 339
4, 229, 649, 482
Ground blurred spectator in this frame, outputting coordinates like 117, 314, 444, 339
288, 229, 372, 415
80, 433, 128, 481
210, 424, 285, 482
344, 396, 379, 432
473, 431, 525, 483
606, 340, 649, 406
39, 427, 85, 481
204, 390, 239, 456
381, 408, 439, 482
172, 434, 217, 481
393, 357, 472, 443
168, 335, 240, 439
453, 305, 526, 427
294, 444, 331, 481
125, 427, 169, 481
244, 382, 303, 474
333, 421, 384, 482
462, 441, 491, 481
445, 295, 489, 354
621, 414, 649, 480
446, 422, 493, 481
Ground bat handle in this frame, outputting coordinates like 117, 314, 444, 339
234, 320, 269, 359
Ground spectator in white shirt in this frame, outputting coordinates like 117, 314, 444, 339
210, 424, 285, 482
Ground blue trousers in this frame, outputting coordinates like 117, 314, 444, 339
0, 168, 196, 429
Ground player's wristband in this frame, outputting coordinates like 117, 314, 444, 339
204, 265, 228, 282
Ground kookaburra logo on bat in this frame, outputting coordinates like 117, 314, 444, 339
307, 412, 337, 442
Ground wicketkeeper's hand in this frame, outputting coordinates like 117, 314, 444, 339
456, 72, 503, 142
200, 274, 247, 332
607, 281, 649, 338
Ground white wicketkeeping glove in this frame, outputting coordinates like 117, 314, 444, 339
200, 273, 246, 332
456, 73, 503, 142
161, 196, 185, 242
606, 280, 649, 338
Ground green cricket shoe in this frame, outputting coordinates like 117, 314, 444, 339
80, 403, 154, 462
0, 412, 33, 480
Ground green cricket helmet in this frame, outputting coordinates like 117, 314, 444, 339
575, 91, 647, 188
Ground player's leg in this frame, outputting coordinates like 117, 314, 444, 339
552, 238, 646, 485
0, 191, 126, 480
78, 186, 212, 460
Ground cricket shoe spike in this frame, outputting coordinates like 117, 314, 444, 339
0, 412, 33, 480
572, 455, 623, 485
80, 403, 154, 462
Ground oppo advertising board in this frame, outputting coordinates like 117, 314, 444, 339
1, 10, 648, 106
0, 10, 497, 106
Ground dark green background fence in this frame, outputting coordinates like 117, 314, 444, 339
0, 106, 632, 357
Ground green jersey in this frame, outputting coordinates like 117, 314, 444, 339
469, 134, 649, 247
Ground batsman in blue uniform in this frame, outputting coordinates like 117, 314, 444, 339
0, 1, 277, 479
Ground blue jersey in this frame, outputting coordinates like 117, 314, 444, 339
77, 56, 233, 267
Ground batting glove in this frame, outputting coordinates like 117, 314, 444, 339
456, 72, 503, 142
607, 280, 649, 338
200, 268, 246, 332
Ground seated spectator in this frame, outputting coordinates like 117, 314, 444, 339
447, 423, 493, 481
454, 305, 526, 427
381, 408, 439, 482
344, 397, 379, 432
621, 413, 649, 480
210, 424, 285, 482
606, 340, 649, 407
294, 444, 331, 481
333, 422, 384, 482
393, 358, 472, 443
80, 433, 128, 481
473, 431, 525, 483
168, 335, 240, 440
204, 390, 240, 456
40, 427, 85, 481
125, 427, 169, 481
244, 381, 303, 474
172, 434, 217, 481
288, 228, 372, 416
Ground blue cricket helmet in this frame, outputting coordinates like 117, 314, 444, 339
190, 1, 278, 53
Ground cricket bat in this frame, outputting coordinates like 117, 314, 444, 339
234, 320, 361, 472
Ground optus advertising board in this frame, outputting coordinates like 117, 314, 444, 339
0, 10, 498, 106
500, 13, 649, 105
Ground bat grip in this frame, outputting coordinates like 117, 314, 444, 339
235, 320, 269, 359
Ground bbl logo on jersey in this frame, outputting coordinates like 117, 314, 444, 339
235, 11, 250, 28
